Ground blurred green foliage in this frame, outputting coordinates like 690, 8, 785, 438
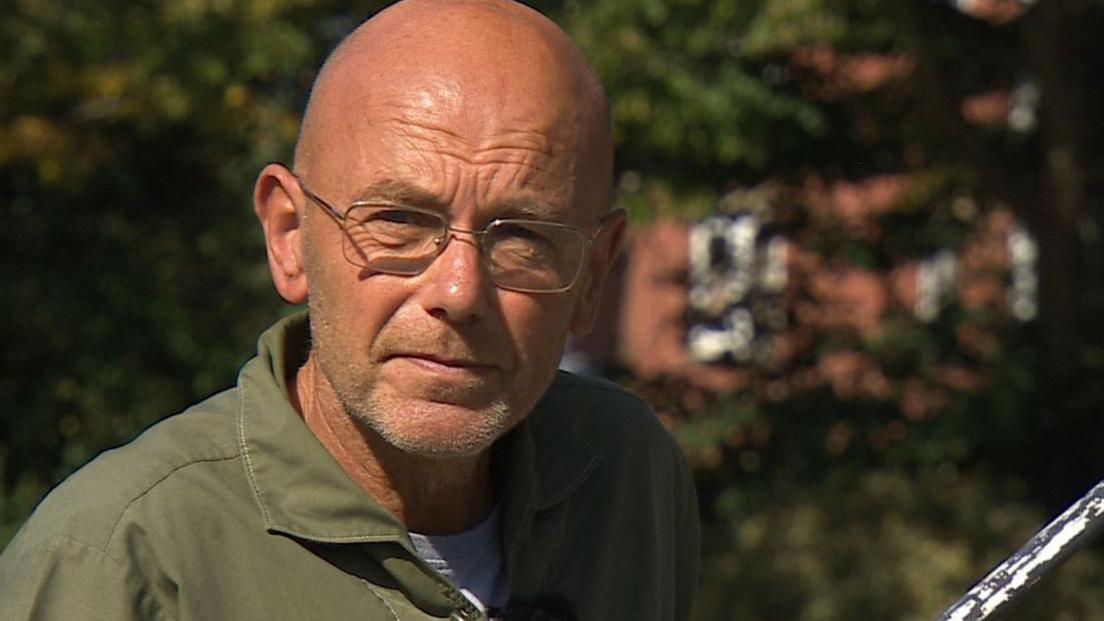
3, 0, 1104, 619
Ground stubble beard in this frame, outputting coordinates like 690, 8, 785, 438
308, 303, 519, 459
333, 361, 516, 459
301, 238, 534, 459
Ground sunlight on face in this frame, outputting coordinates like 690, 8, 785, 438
300, 53, 606, 458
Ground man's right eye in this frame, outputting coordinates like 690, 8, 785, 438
367, 209, 439, 228
373, 209, 415, 224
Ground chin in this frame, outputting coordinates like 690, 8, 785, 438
354, 397, 520, 459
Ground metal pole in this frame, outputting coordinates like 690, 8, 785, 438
938, 479, 1104, 620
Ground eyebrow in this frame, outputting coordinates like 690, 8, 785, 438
350, 180, 438, 206
349, 179, 564, 221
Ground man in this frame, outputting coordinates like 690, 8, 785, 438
0, 0, 698, 618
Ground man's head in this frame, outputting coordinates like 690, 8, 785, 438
254, 0, 624, 458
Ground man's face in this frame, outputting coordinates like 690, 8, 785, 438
297, 68, 608, 458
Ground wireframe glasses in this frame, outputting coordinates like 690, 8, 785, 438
296, 177, 603, 293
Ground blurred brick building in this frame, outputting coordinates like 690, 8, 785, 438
562, 5, 1041, 421
563, 180, 1035, 425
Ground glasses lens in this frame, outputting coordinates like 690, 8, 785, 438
484, 220, 588, 292
341, 206, 445, 273
335, 205, 590, 292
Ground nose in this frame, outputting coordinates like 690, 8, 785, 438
416, 230, 493, 324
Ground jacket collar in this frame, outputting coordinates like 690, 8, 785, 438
236, 312, 406, 542
236, 312, 599, 544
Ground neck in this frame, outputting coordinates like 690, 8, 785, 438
291, 357, 495, 535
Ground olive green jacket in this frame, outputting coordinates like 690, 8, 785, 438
0, 315, 698, 620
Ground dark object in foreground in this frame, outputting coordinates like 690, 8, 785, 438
939, 479, 1104, 620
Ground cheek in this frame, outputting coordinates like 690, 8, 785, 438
305, 248, 404, 350
501, 295, 575, 373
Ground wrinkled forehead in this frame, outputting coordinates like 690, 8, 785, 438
384, 80, 585, 165
295, 2, 611, 199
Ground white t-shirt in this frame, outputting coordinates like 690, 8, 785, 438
409, 505, 508, 613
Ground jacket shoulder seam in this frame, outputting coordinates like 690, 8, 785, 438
105, 454, 240, 549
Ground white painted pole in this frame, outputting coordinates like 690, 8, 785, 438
938, 480, 1104, 621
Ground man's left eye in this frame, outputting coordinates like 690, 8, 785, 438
495, 222, 550, 242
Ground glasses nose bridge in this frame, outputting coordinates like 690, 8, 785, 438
434, 222, 493, 256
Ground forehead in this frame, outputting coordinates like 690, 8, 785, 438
380, 84, 566, 167
297, 5, 610, 217
312, 7, 590, 145
315, 78, 584, 216
347, 176, 562, 222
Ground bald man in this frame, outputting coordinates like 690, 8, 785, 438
0, 1, 698, 619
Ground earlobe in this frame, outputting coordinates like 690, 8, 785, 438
253, 163, 309, 304
570, 209, 628, 335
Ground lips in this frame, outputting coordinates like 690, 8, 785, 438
375, 328, 510, 374
386, 352, 498, 371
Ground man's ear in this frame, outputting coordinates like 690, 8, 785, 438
570, 208, 627, 335
254, 163, 309, 304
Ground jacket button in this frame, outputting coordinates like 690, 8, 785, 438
451, 608, 479, 621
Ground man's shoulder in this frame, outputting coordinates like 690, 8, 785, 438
8, 388, 244, 555
541, 370, 660, 423
535, 371, 678, 456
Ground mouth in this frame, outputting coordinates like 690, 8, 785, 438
387, 352, 498, 372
